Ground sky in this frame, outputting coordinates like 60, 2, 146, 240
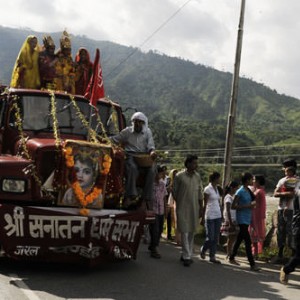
1, 0, 300, 99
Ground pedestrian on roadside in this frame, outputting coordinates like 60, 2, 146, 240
220, 180, 240, 259
163, 166, 176, 242
273, 159, 299, 263
173, 154, 203, 267
200, 171, 222, 264
229, 172, 260, 271
161, 165, 174, 241
167, 169, 180, 245
280, 185, 300, 284
148, 165, 168, 259
249, 174, 266, 258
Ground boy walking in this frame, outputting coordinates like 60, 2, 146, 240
148, 166, 168, 258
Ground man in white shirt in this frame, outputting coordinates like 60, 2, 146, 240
111, 112, 157, 209
273, 159, 299, 263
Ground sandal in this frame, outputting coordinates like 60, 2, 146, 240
150, 250, 161, 259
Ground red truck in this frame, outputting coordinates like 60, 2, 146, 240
0, 86, 154, 266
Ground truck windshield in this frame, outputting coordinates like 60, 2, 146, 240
16, 95, 92, 136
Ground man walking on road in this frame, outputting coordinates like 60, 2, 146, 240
173, 154, 203, 267
273, 159, 298, 263
280, 179, 300, 284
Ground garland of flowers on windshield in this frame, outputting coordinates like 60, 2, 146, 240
12, 97, 52, 198
50, 91, 61, 148
63, 144, 112, 216
68, 95, 98, 143
68, 95, 112, 144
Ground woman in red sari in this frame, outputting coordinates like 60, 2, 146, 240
74, 48, 93, 95
249, 174, 266, 257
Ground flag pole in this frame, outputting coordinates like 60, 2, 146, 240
85, 48, 102, 141
222, 0, 246, 189
87, 105, 94, 141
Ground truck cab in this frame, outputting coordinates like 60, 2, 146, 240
0, 86, 125, 206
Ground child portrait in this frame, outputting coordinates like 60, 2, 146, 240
59, 141, 111, 209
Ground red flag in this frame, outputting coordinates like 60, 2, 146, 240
84, 48, 105, 106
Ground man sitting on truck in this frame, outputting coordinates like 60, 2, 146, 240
110, 112, 157, 209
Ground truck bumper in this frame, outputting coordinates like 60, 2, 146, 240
0, 204, 154, 266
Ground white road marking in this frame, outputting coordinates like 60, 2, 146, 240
9, 273, 40, 300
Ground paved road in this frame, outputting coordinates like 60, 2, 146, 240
0, 239, 299, 300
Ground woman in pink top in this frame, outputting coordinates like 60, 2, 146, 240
249, 174, 266, 257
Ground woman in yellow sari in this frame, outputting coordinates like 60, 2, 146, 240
10, 35, 40, 89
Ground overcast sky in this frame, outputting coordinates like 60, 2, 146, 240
1, 0, 300, 99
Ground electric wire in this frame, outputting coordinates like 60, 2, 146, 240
106, 0, 193, 79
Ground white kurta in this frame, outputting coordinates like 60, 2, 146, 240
173, 169, 203, 232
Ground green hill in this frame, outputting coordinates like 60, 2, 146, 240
1, 25, 300, 153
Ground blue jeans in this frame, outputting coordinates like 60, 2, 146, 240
202, 218, 222, 259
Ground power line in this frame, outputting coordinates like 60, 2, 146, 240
159, 143, 300, 154
106, 0, 193, 79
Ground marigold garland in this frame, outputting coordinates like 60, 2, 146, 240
101, 154, 112, 175
68, 95, 98, 143
12, 99, 45, 193
79, 208, 90, 216
50, 91, 61, 148
64, 146, 74, 167
71, 181, 102, 207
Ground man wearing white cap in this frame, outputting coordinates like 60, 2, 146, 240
111, 112, 157, 209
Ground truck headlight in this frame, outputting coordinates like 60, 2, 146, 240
2, 179, 26, 193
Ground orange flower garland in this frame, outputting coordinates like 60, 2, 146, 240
64, 146, 74, 167
101, 154, 112, 175
63, 146, 111, 215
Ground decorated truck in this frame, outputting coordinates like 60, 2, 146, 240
0, 86, 154, 266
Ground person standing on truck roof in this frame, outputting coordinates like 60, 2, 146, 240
38, 35, 58, 90
54, 30, 75, 94
110, 111, 157, 209
10, 35, 40, 89
74, 47, 93, 95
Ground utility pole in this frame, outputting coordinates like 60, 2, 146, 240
222, 0, 246, 189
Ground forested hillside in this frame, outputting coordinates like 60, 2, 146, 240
1, 25, 300, 157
